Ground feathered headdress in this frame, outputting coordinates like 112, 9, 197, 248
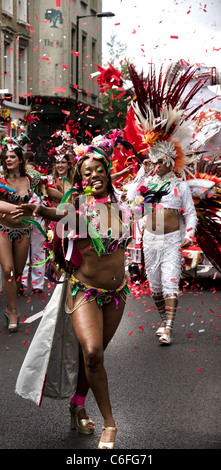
2, 134, 29, 151
127, 63, 212, 172
74, 129, 138, 172
3, 106, 38, 151
95, 63, 124, 93
48, 143, 70, 162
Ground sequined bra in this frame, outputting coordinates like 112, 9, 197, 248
0, 171, 41, 203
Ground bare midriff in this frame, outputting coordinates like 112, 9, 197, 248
144, 207, 179, 234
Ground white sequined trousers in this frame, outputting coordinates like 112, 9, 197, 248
143, 230, 182, 296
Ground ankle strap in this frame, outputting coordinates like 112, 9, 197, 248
102, 423, 117, 431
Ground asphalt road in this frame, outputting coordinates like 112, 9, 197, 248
0, 274, 220, 461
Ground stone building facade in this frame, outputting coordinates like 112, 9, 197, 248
1, 0, 108, 162
0, 0, 30, 137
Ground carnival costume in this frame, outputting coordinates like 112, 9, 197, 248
0, 112, 41, 241
15, 129, 133, 406
122, 63, 221, 344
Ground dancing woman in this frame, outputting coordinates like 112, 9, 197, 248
0, 140, 40, 332
13, 131, 132, 449
46, 143, 75, 207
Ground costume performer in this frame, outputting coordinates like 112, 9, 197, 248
14, 130, 133, 449
127, 148, 197, 345
46, 133, 75, 207
0, 136, 41, 332
124, 62, 218, 345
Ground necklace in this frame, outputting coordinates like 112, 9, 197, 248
58, 174, 68, 179
9, 172, 21, 178
94, 196, 110, 203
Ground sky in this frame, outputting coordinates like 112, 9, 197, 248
101, 0, 221, 73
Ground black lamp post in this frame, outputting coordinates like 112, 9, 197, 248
76, 12, 115, 96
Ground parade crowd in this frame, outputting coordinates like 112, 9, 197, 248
0, 62, 220, 450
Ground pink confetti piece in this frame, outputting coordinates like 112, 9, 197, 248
117, 91, 126, 99
71, 51, 80, 57
21, 316, 27, 323
53, 87, 66, 94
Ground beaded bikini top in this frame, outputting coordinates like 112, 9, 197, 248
0, 171, 41, 203
77, 227, 132, 255
68, 199, 132, 257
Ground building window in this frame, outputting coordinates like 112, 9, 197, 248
71, 26, 77, 86
90, 0, 97, 13
91, 39, 97, 94
2, 0, 13, 16
17, 0, 27, 23
2, 34, 14, 95
18, 40, 28, 104
82, 34, 87, 91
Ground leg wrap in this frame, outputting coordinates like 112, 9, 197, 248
152, 292, 167, 323
164, 294, 178, 331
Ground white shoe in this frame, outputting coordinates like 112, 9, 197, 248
155, 327, 165, 337
159, 333, 172, 345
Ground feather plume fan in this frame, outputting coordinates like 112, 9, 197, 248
127, 62, 210, 150
191, 159, 221, 272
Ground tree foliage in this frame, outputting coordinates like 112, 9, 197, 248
102, 33, 130, 132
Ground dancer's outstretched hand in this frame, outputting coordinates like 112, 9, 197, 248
10, 203, 41, 218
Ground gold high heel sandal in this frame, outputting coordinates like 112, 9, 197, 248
69, 403, 95, 434
98, 423, 117, 449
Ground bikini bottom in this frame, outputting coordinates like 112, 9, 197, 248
65, 273, 130, 314
0, 223, 31, 242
